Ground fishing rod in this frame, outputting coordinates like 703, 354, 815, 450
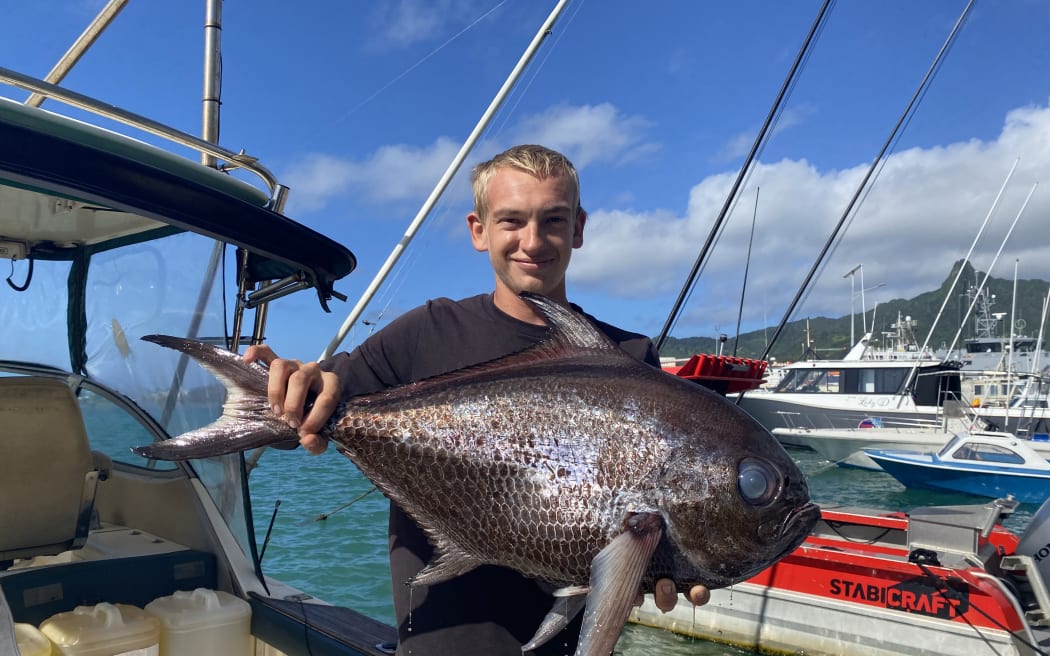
733, 187, 760, 356
320, 0, 572, 360
758, 0, 975, 364
656, 0, 833, 351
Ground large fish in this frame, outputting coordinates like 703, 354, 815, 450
134, 293, 818, 656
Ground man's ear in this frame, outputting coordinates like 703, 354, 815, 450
468, 212, 489, 252
573, 208, 587, 249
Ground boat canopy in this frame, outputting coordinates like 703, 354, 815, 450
0, 95, 357, 377
0, 96, 355, 307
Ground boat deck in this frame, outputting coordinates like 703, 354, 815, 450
0, 525, 396, 656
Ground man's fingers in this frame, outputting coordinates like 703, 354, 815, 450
654, 579, 677, 613
300, 433, 330, 455
652, 581, 711, 613
688, 585, 711, 607
300, 370, 341, 436
242, 344, 277, 365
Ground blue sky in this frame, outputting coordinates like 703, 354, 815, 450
5, 1, 1050, 362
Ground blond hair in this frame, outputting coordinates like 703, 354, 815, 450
470, 144, 581, 220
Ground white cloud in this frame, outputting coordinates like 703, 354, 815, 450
283, 103, 658, 213
283, 97, 1050, 340
572, 100, 1050, 335
367, 0, 482, 50
283, 138, 462, 212
506, 103, 657, 168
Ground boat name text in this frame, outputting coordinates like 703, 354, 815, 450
829, 577, 969, 619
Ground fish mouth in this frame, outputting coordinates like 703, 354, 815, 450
780, 502, 820, 544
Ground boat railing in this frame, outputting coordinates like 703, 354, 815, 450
0, 66, 285, 206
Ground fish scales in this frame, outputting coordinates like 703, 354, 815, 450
332, 360, 676, 585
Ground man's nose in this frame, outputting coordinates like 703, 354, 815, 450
520, 221, 543, 251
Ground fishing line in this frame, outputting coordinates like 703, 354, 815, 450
486, 0, 586, 140
823, 520, 893, 545
313, 485, 379, 522
319, 0, 511, 137
732, 187, 760, 355
795, 0, 972, 319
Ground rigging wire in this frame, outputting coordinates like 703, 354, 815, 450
757, 0, 976, 364
656, 0, 834, 350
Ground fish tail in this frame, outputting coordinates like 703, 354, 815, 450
131, 335, 299, 461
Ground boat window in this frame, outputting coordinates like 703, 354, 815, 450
78, 388, 178, 471
938, 435, 962, 457
840, 367, 909, 394
967, 342, 1003, 354
776, 368, 840, 393
952, 442, 1025, 465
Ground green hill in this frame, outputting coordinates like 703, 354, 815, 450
659, 260, 1050, 363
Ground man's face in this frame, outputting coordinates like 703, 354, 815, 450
468, 168, 585, 304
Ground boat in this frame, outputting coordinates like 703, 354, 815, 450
0, 5, 400, 654
775, 411, 1050, 471
631, 497, 1050, 655
737, 275, 1050, 442
735, 354, 967, 436
948, 283, 1050, 376
867, 432, 1050, 503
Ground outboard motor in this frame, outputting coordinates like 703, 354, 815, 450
1016, 496, 1050, 584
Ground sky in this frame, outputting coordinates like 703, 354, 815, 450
4, 0, 1050, 362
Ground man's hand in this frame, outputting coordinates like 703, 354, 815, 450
242, 345, 340, 454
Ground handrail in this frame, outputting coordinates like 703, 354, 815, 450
0, 66, 281, 199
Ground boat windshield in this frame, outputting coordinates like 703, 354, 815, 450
948, 441, 1026, 465
1, 230, 252, 552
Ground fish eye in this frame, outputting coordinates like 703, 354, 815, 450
738, 457, 781, 506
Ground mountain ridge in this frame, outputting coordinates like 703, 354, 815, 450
659, 260, 1050, 363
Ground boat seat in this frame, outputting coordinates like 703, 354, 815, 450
0, 377, 102, 568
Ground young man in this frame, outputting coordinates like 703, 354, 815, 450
246, 145, 707, 655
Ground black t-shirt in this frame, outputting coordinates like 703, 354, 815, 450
321, 293, 659, 655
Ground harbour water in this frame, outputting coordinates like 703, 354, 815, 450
247, 443, 1037, 655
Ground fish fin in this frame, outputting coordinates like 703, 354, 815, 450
519, 292, 618, 352
553, 585, 589, 597
521, 593, 587, 652
130, 335, 299, 461
349, 293, 632, 409
577, 512, 664, 656
409, 542, 482, 587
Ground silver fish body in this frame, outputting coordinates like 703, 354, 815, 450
136, 293, 818, 656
